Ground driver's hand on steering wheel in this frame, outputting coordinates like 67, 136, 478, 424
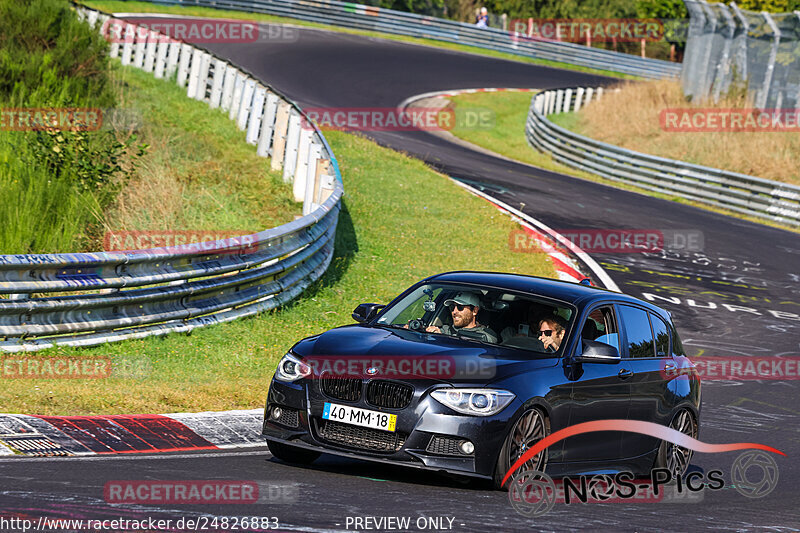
425, 325, 441, 333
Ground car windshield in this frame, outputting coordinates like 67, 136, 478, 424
376, 283, 574, 354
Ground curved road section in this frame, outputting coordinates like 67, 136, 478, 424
1, 20, 798, 532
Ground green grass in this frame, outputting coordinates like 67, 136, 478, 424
447, 91, 800, 234
2, 91, 556, 416
102, 64, 299, 240
79, 0, 638, 81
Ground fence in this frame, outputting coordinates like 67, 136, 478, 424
122, 0, 681, 79
526, 87, 800, 226
682, 0, 800, 108
0, 6, 344, 352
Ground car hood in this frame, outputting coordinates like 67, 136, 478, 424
292, 324, 559, 385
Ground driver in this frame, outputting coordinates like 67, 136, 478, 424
426, 292, 498, 343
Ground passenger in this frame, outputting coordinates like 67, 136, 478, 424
426, 292, 498, 343
500, 303, 551, 343
538, 315, 568, 352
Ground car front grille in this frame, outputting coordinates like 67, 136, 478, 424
314, 418, 407, 452
366, 380, 414, 409
320, 376, 362, 402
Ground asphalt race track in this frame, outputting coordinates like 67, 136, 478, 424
2, 22, 799, 532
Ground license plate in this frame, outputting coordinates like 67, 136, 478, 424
322, 402, 397, 432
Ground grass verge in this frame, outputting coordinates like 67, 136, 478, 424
101, 63, 298, 241
80, 0, 637, 81
2, 81, 555, 416
447, 90, 800, 234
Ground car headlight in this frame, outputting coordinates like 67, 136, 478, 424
274, 352, 311, 382
430, 388, 515, 416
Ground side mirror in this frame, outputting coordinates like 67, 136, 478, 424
573, 339, 621, 364
352, 303, 384, 323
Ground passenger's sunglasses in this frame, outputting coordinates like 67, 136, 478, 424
538, 329, 553, 337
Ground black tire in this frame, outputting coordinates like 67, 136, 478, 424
654, 409, 697, 478
493, 408, 550, 490
266, 439, 321, 465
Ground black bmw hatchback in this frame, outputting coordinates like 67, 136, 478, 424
262, 272, 701, 488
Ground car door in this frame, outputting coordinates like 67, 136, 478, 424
616, 304, 674, 458
563, 304, 631, 463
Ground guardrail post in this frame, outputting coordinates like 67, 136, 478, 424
154, 34, 169, 78
209, 59, 227, 108
574, 87, 585, 112
293, 127, 313, 201
87, 9, 99, 28
107, 18, 121, 59
563, 89, 573, 113
165, 40, 180, 79
220, 67, 237, 111
596, 87, 604, 101
283, 111, 302, 183
176, 44, 193, 87
133, 26, 147, 69
584, 87, 594, 106
121, 24, 135, 66
304, 143, 323, 215
143, 30, 158, 72
270, 101, 291, 171
229, 73, 246, 121
532, 93, 543, 113
316, 161, 335, 206
186, 48, 203, 99
246, 86, 267, 145
257, 92, 279, 157
195, 52, 212, 101
546, 91, 555, 115
554, 90, 563, 115
237, 78, 256, 130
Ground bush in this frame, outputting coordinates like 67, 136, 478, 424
0, 0, 114, 107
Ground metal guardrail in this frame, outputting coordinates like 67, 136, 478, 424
0, 6, 344, 352
126, 0, 681, 79
526, 88, 800, 226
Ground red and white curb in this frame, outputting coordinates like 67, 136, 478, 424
452, 180, 619, 290
0, 409, 263, 457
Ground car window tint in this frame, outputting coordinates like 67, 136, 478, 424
672, 326, 686, 356
583, 306, 619, 351
619, 305, 655, 358
650, 314, 670, 357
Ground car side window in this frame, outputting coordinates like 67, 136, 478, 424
619, 305, 655, 358
671, 325, 686, 356
581, 306, 619, 351
650, 314, 670, 357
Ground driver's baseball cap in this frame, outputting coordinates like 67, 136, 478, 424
444, 292, 480, 308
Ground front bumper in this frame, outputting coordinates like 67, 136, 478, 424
262, 377, 517, 479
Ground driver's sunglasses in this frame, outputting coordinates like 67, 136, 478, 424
538, 329, 553, 337
451, 304, 472, 311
